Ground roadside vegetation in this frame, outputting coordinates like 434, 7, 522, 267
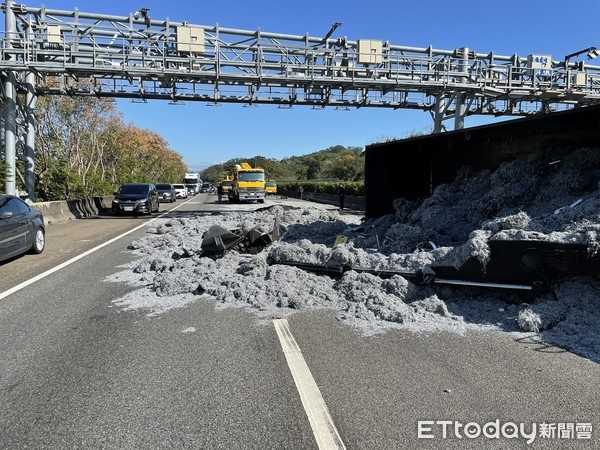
0, 96, 187, 200
278, 181, 364, 196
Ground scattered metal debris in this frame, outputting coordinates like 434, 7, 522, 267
200, 218, 280, 256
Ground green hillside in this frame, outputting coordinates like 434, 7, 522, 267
200, 145, 364, 182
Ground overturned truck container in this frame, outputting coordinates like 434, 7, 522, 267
363, 105, 600, 290
365, 105, 600, 219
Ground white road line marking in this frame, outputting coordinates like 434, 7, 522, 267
273, 319, 346, 450
0, 201, 190, 301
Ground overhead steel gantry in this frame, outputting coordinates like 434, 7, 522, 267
2, 1, 600, 197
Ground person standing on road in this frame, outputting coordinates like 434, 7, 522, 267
298, 185, 304, 200
338, 184, 345, 210
217, 183, 223, 202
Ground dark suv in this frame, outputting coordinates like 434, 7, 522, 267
112, 183, 160, 215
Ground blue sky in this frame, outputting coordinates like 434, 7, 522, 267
9, 1, 600, 170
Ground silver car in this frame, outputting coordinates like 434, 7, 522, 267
156, 183, 177, 203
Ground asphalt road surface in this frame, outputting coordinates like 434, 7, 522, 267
0, 193, 598, 449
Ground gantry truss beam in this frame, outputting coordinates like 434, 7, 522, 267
1, 3, 599, 118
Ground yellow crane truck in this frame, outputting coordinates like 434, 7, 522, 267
220, 175, 233, 196
229, 163, 266, 203
265, 180, 277, 195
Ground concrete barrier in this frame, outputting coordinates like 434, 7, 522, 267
32, 195, 113, 225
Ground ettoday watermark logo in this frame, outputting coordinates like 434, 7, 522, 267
417, 420, 593, 444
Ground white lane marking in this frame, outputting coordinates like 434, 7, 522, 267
0, 201, 190, 301
273, 319, 346, 450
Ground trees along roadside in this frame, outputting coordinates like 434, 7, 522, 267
28, 96, 187, 201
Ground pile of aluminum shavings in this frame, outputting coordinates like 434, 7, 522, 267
106, 147, 600, 362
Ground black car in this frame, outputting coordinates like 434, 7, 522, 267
112, 183, 160, 215
156, 183, 177, 203
0, 194, 45, 263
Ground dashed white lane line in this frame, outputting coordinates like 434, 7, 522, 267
273, 318, 346, 450
0, 201, 191, 301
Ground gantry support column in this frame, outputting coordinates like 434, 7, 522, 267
433, 94, 445, 133
454, 47, 469, 130
25, 72, 36, 201
3, 0, 17, 195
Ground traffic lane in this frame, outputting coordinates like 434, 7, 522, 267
0, 221, 316, 449
0, 199, 183, 293
288, 310, 599, 449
